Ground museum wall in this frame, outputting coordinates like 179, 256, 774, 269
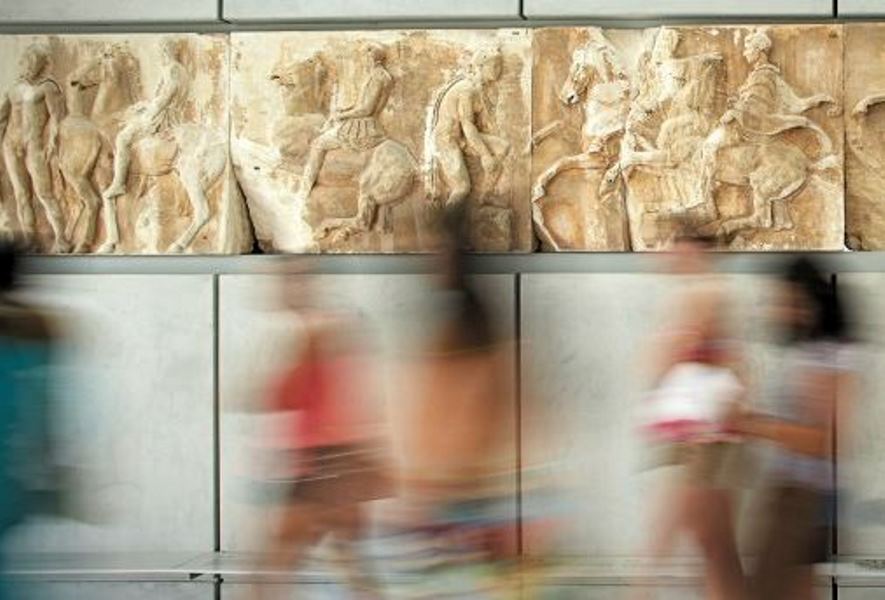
6, 1, 885, 598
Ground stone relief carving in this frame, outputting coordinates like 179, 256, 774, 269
846, 24, 885, 250
0, 34, 252, 254
0, 27, 875, 254
532, 26, 844, 251
0, 43, 70, 253
231, 30, 531, 253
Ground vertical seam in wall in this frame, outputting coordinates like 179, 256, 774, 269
515, 273, 524, 556
213, 273, 221, 554
831, 273, 839, 567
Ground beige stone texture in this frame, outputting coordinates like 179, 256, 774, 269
532, 26, 844, 251
0, 34, 252, 254
846, 24, 885, 250
231, 29, 532, 253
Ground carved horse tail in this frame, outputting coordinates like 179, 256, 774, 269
423, 76, 464, 202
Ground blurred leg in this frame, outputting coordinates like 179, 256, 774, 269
685, 487, 744, 600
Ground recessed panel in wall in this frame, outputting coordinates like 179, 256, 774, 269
3, 275, 214, 552
223, 0, 520, 21
839, 0, 885, 15
524, 0, 831, 17
520, 273, 788, 557
0, 0, 218, 23
219, 273, 516, 556
11, 582, 213, 600
836, 274, 885, 555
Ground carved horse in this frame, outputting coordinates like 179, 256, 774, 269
531, 33, 631, 250
68, 45, 226, 254
694, 120, 839, 238
270, 54, 417, 245
619, 44, 839, 242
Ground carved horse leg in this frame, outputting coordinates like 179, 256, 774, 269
531, 152, 607, 201
65, 174, 102, 253
167, 162, 211, 254
531, 201, 562, 251
95, 196, 120, 254
318, 191, 377, 245
717, 165, 806, 238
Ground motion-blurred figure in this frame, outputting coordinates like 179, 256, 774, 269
388, 211, 517, 596
637, 233, 746, 600
255, 260, 391, 599
0, 242, 59, 599
730, 257, 856, 600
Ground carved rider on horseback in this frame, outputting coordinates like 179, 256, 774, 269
695, 29, 838, 210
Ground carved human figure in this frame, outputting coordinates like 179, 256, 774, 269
695, 30, 838, 218
625, 29, 721, 157
620, 29, 724, 221
0, 44, 70, 252
102, 38, 187, 201
426, 47, 511, 209
296, 42, 393, 202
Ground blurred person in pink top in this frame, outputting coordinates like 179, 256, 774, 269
255, 259, 390, 600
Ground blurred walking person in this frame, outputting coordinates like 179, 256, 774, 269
387, 210, 518, 597
637, 232, 746, 600
254, 260, 391, 600
0, 242, 60, 600
729, 257, 856, 600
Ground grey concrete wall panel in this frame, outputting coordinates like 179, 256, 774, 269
839, 590, 885, 599
836, 274, 885, 555
223, 0, 520, 21
0, 0, 218, 23
11, 583, 213, 600
520, 273, 788, 558
526, 587, 830, 600
839, 0, 885, 15
219, 274, 516, 552
3, 275, 214, 553
524, 0, 831, 17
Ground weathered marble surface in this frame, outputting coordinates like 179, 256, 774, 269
0, 26, 875, 253
532, 26, 844, 251
0, 34, 252, 254
231, 30, 532, 253
846, 25, 885, 250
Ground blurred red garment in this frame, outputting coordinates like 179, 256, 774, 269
271, 352, 377, 450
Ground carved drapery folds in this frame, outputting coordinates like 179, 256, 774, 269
0, 26, 881, 253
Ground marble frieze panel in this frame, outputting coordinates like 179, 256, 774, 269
846, 23, 885, 250
0, 34, 253, 254
0, 26, 875, 253
531, 25, 844, 251
231, 29, 533, 253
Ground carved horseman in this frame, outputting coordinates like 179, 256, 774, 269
297, 42, 393, 202
695, 30, 838, 211
102, 38, 188, 202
